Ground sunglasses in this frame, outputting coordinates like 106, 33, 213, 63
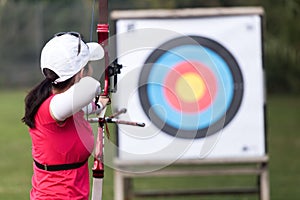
54, 31, 83, 56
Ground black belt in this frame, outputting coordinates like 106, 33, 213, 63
34, 159, 87, 171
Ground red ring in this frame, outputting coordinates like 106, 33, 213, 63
163, 61, 218, 113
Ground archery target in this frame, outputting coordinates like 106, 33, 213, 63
112, 11, 266, 160
139, 35, 243, 139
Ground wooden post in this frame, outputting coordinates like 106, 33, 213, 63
260, 162, 270, 200
114, 170, 124, 200
124, 178, 133, 200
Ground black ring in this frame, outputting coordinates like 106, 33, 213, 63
138, 36, 244, 139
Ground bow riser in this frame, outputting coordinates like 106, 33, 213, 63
97, 24, 110, 96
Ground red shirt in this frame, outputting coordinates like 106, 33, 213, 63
29, 95, 94, 200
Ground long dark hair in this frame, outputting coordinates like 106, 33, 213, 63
22, 68, 75, 128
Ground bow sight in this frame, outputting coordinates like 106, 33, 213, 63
107, 60, 122, 93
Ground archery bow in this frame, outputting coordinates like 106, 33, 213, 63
90, 1, 145, 199
90, 0, 109, 199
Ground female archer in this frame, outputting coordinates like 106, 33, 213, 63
22, 32, 108, 200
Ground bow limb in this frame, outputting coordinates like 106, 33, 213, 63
98, 0, 110, 97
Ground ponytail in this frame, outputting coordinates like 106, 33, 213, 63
22, 78, 52, 128
22, 69, 76, 128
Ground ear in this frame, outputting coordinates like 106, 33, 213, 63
79, 68, 85, 78
73, 70, 84, 83
81, 64, 93, 77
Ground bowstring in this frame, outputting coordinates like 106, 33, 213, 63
89, 0, 96, 42
86, 0, 97, 121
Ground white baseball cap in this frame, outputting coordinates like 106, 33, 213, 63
40, 32, 105, 83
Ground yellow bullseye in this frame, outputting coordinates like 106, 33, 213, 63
175, 73, 206, 102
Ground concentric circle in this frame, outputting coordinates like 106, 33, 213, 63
163, 60, 217, 113
139, 36, 243, 139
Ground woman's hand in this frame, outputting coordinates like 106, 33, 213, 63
98, 96, 110, 108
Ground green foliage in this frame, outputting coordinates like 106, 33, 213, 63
262, 0, 300, 94
0, 0, 94, 87
0, 0, 299, 94
265, 37, 300, 93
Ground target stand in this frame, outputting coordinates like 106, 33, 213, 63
113, 157, 269, 200
111, 7, 269, 200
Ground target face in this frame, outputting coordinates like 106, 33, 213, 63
139, 36, 244, 139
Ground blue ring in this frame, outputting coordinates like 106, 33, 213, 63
147, 45, 234, 130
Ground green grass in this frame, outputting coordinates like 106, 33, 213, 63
267, 95, 300, 200
0, 90, 299, 199
0, 90, 32, 199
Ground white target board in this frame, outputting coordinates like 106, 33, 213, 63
111, 8, 266, 161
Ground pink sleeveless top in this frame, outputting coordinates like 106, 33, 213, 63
29, 95, 94, 200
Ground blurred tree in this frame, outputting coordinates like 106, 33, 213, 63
0, 0, 93, 87
0, 0, 299, 93
130, 0, 177, 9
262, 0, 300, 93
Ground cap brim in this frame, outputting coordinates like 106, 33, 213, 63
86, 42, 105, 61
